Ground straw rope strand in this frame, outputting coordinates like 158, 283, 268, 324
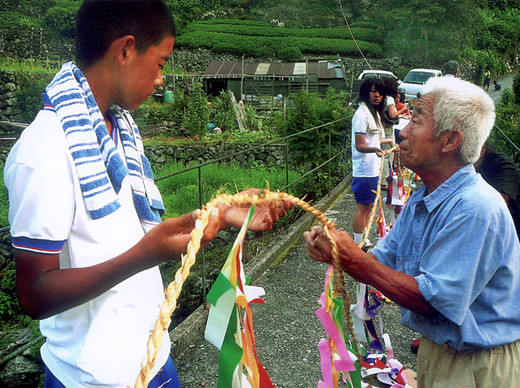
135, 149, 398, 387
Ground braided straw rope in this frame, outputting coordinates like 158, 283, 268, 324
135, 190, 340, 387
136, 147, 398, 386
360, 145, 399, 249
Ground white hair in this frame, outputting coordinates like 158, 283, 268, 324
422, 77, 495, 164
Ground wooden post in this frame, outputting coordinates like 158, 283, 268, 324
241, 54, 245, 101
230, 91, 246, 131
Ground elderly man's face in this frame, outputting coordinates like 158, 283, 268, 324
398, 94, 443, 173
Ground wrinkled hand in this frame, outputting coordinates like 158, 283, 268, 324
303, 225, 334, 264
303, 225, 358, 267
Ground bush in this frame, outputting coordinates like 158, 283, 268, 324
183, 81, 209, 137
277, 46, 302, 61
182, 22, 382, 43
176, 31, 383, 57
0, 267, 23, 322
271, 88, 351, 200
513, 72, 520, 104
209, 90, 238, 132
493, 88, 520, 160
0, 10, 42, 29
43, 2, 79, 38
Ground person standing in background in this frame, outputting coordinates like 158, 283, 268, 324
443, 60, 459, 78
483, 66, 491, 91
475, 142, 520, 240
350, 78, 395, 248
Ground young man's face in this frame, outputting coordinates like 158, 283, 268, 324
118, 35, 175, 111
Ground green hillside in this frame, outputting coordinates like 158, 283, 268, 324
176, 19, 383, 59
0, 0, 518, 74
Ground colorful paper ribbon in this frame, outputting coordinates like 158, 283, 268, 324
205, 206, 275, 388
315, 266, 359, 388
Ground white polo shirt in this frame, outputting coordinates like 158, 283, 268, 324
351, 102, 384, 178
4, 109, 170, 387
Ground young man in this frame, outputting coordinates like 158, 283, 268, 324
4, 1, 291, 386
305, 77, 520, 387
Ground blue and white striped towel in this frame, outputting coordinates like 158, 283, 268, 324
45, 62, 165, 230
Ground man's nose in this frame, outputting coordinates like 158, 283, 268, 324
400, 122, 410, 139
154, 73, 164, 87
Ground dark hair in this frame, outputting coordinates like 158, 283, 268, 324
444, 60, 459, 75
358, 77, 384, 123
383, 78, 399, 99
75, 0, 176, 69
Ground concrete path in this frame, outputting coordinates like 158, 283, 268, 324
487, 71, 516, 104
173, 180, 418, 387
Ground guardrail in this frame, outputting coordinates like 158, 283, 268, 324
154, 117, 350, 302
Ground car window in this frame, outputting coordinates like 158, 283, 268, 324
403, 71, 437, 84
361, 73, 397, 81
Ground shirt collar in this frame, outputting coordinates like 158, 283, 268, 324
409, 164, 476, 213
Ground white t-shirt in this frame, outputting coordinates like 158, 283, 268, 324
4, 109, 170, 387
385, 96, 395, 110
351, 103, 384, 178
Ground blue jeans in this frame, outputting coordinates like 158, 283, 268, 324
45, 356, 181, 387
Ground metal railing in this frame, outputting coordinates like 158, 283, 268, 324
153, 117, 350, 303
154, 116, 350, 198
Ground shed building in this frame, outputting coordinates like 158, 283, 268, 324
202, 60, 348, 104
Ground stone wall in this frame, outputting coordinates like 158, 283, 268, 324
146, 142, 287, 168
0, 70, 23, 123
0, 28, 74, 63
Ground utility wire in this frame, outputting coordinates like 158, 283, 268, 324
337, 0, 372, 71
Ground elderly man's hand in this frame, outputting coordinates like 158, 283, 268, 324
304, 225, 334, 264
304, 226, 360, 269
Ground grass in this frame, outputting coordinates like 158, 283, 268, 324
153, 161, 305, 218
0, 57, 61, 74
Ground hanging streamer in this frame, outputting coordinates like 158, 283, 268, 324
315, 266, 360, 388
205, 206, 275, 388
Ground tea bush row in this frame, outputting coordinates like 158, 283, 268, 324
182, 22, 382, 44
176, 31, 383, 58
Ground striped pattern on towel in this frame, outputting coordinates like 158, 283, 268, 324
45, 62, 164, 230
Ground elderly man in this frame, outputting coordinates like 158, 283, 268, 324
304, 77, 520, 387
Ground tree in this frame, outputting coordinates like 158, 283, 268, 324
370, 0, 484, 67
183, 81, 209, 137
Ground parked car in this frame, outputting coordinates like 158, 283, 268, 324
350, 70, 401, 104
357, 70, 401, 83
400, 68, 442, 107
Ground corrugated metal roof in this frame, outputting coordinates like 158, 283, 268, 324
203, 60, 345, 79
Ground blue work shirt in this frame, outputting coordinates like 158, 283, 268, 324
372, 164, 520, 351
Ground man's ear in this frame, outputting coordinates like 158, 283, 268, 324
441, 130, 463, 154
114, 35, 137, 64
